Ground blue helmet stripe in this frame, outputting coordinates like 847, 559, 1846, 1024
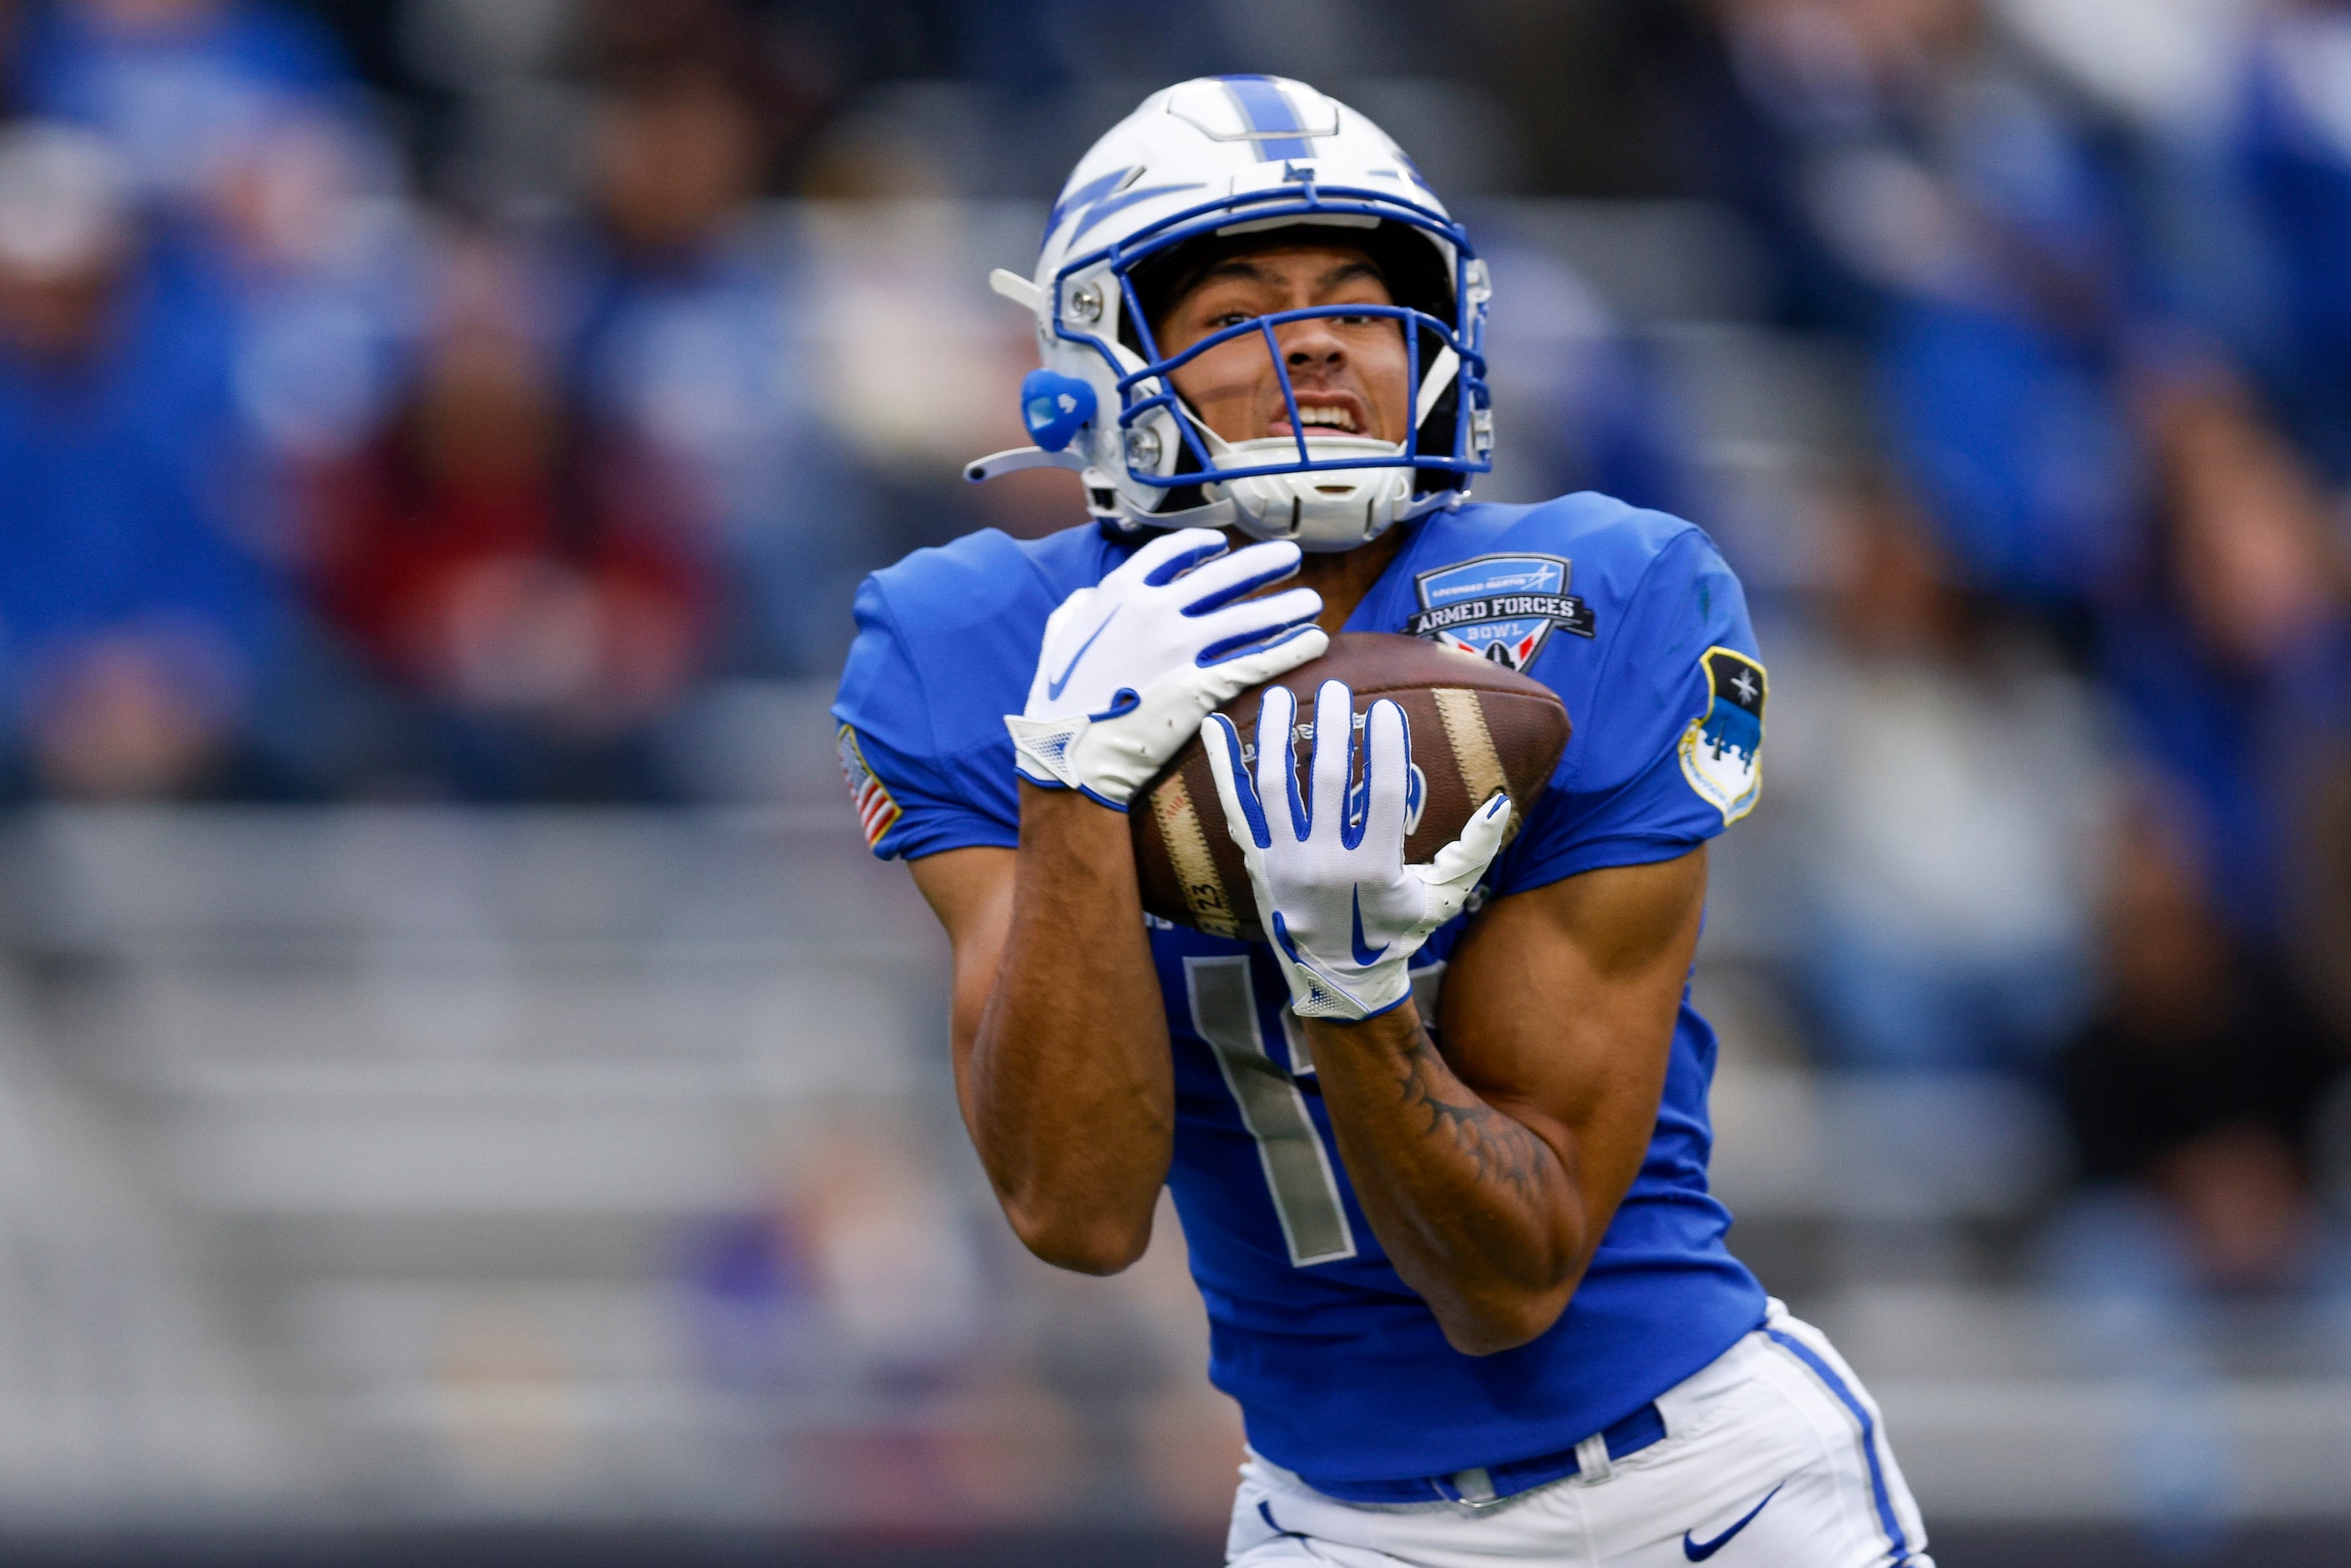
1221, 75, 1314, 162
1045, 166, 1128, 243
1069, 182, 1202, 245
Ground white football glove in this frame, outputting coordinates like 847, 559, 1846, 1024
1006, 528, 1327, 809
1205, 681, 1513, 1021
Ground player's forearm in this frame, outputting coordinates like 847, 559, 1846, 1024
1308, 1006, 1588, 1355
968, 784, 1174, 1274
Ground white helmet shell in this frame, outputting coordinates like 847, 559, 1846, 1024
969, 76, 1494, 550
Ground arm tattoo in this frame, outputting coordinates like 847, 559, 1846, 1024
1391, 1021, 1555, 1204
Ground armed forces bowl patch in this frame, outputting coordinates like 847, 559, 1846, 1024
1406, 553, 1595, 671
1679, 647, 1766, 823
838, 724, 901, 849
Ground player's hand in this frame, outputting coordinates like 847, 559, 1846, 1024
1005, 528, 1327, 809
1205, 680, 1511, 1020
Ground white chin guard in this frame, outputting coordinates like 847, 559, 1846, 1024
1205, 435, 1418, 552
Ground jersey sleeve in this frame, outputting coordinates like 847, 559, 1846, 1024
832, 574, 1021, 862
1493, 528, 1764, 895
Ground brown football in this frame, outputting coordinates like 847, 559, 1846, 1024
1133, 632, 1571, 943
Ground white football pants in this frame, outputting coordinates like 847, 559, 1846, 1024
1227, 1301, 1934, 1567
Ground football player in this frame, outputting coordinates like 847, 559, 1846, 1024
833, 76, 1932, 1566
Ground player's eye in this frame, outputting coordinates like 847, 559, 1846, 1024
1207, 311, 1254, 329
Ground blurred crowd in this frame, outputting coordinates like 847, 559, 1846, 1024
5, 0, 2351, 1525
1656, 0, 2351, 1530
1671, 0, 2351, 1298
0, 0, 1006, 807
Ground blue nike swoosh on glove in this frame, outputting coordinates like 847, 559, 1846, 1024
1350, 888, 1387, 967
1682, 1482, 1784, 1561
1044, 609, 1117, 701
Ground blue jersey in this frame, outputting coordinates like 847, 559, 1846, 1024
832, 496, 1771, 1482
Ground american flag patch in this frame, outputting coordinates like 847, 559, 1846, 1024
838, 724, 902, 849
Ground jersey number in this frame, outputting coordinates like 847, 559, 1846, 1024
1183, 956, 1358, 1267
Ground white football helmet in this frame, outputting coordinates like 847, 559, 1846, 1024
967, 75, 1494, 551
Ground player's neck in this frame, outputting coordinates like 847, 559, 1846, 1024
1227, 525, 1406, 637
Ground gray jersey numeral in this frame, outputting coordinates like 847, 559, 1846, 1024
1183, 956, 1357, 1267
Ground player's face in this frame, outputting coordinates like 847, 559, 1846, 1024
1155, 245, 1413, 448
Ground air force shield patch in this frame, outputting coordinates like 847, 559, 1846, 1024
1407, 554, 1595, 670
1680, 647, 1766, 823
